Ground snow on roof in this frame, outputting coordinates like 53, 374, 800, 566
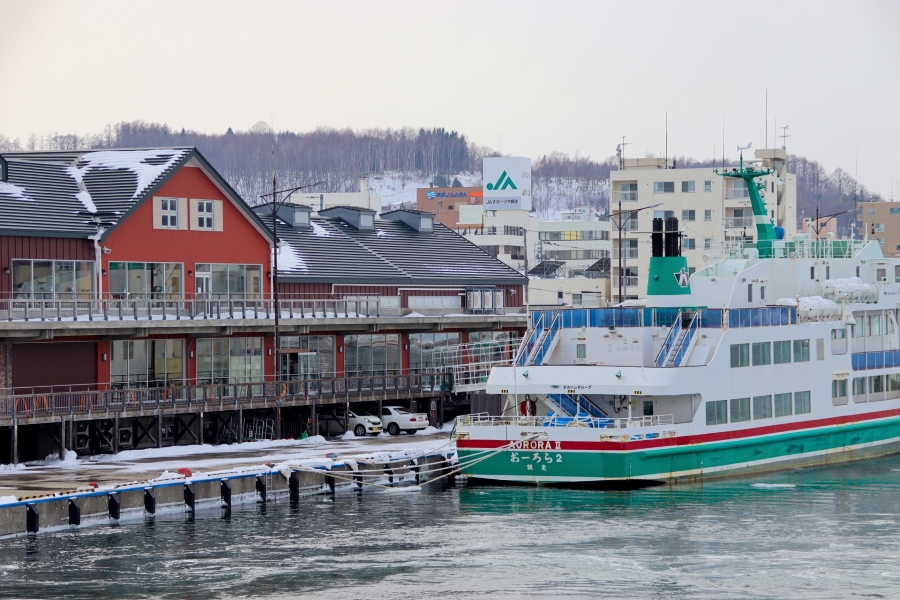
66, 149, 186, 213
310, 221, 331, 237
277, 242, 307, 272
375, 229, 391, 237
0, 181, 29, 201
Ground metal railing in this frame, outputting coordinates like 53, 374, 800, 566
612, 248, 639, 259
673, 312, 698, 367
0, 373, 453, 420
724, 216, 754, 228
456, 413, 675, 429
0, 294, 382, 322
656, 312, 682, 367
612, 190, 638, 202
725, 188, 751, 199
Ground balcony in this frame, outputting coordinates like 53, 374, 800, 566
612, 190, 638, 203
725, 217, 754, 228
725, 188, 751, 199
612, 248, 639, 259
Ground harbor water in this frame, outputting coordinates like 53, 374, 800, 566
1, 456, 900, 599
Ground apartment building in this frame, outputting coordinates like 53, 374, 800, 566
859, 201, 900, 256
608, 149, 797, 301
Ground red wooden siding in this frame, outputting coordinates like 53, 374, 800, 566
0, 236, 94, 295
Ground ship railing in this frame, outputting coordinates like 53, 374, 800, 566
656, 312, 682, 367
456, 414, 675, 429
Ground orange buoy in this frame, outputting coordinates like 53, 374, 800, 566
177, 467, 192, 478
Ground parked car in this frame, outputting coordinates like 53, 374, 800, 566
322, 408, 382, 437
380, 406, 429, 435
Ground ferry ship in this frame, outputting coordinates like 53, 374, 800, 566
456, 152, 900, 484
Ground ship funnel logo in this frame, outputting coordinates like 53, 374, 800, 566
486, 170, 517, 191
674, 268, 690, 288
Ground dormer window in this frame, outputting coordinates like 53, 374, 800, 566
294, 210, 310, 227
420, 217, 433, 231
360, 214, 374, 228
161, 198, 178, 228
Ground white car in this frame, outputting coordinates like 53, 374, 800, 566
380, 406, 429, 435
328, 408, 382, 437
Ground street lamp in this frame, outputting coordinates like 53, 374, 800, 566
610, 202, 662, 303
259, 179, 324, 379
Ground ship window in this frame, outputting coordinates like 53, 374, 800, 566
576, 344, 586, 359
852, 377, 867, 398
831, 379, 848, 399
831, 328, 846, 339
870, 315, 882, 336
730, 397, 751, 423
826, 266, 830, 280
730, 343, 749, 368
810, 266, 815, 280
748, 284, 753, 302
773, 340, 792, 364
890, 373, 900, 391
752, 395, 772, 420
705, 400, 727, 425
751, 342, 771, 365
642, 401, 654, 416
760, 286, 765, 300
774, 393, 793, 417
794, 391, 811, 414
869, 375, 884, 395
793, 339, 810, 362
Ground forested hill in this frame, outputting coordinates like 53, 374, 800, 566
0, 121, 882, 231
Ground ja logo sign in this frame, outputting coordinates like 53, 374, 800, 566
486, 170, 518, 191
674, 268, 690, 288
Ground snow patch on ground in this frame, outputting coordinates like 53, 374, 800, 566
341, 431, 358, 440
0, 495, 19, 505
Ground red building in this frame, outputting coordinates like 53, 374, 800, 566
0, 148, 526, 461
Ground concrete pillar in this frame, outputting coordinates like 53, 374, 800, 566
197, 410, 204, 445
112, 417, 119, 454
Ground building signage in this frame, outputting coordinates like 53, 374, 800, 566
483, 157, 531, 211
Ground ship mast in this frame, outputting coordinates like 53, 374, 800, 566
719, 145, 776, 256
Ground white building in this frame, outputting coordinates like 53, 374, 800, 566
290, 176, 381, 214
608, 148, 797, 301
455, 204, 611, 306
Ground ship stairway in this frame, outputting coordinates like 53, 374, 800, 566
546, 394, 608, 418
661, 311, 698, 367
524, 310, 562, 366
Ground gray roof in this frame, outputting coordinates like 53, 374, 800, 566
0, 147, 272, 241
260, 213, 527, 286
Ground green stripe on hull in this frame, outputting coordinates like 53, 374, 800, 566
458, 416, 900, 483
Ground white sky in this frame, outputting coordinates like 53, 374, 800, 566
1, 0, 898, 197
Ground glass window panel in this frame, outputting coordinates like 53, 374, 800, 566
385, 334, 400, 374
213, 339, 229, 384
110, 341, 128, 385
33, 260, 53, 298
753, 395, 772, 419
730, 397, 751, 422
246, 265, 262, 298
167, 339, 183, 383
54, 261, 75, 297
228, 264, 244, 295
127, 263, 146, 298
230, 338, 247, 382
165, 263, 182, 298
794, 391, 811, 414
75, 261, 93, 297
12, 260, 32, 298
774, 393, 792, 417
344, 335, 358, 377
197, 340, 212, 383
371, 334, 385, 375
211, 264, 229, 296
246, 338, 263, 382
316, 336, 334, 377
129, 340, 148, 384
108, 262, 127, 297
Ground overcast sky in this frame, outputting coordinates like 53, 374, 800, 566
1, 0, 898, 197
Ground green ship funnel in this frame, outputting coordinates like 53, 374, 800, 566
646, 216, 691, 298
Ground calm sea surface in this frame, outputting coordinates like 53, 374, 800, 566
1, 456, 900, 599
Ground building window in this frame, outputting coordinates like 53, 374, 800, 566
197, 337, 263, 385
730, 343, 749, 367
11, 259, 94, 299
539, 230, 608, 241
161, 198, 178, 229
704, 238, 712, 250
832, 379, 848, 399
653, 210, 675, 219
752, 395, 772, 419
653, 182, 675, 193
108, 262, 183, 299
576, 343, 587, 359
481, 245, 499, 257
774, 392, 792, 417
874, 223, 885, 232
682, 181, 695, 193
730, 397, 751, 422
197, 201, 214, 230
684, 238, 696, 250
408, 295, 462, 309
193, 264, 262, 298
572, 293, 583, 306
868, 208, 876, 216
794, 390, 811, 415
682, 210, 696, 222
279, 335, 335, 379
877, 238, 885, 246
623, 211, 639, 231
793, 339, 810, 362
706, 400, 727, 425
704, 181, 712, 192
111, 339, 184, 388
773, 340, 791, 364
891, 207, 900, 215
704, 209, 712, 221
408, 333, 458, 374
752, 342, 771, 365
